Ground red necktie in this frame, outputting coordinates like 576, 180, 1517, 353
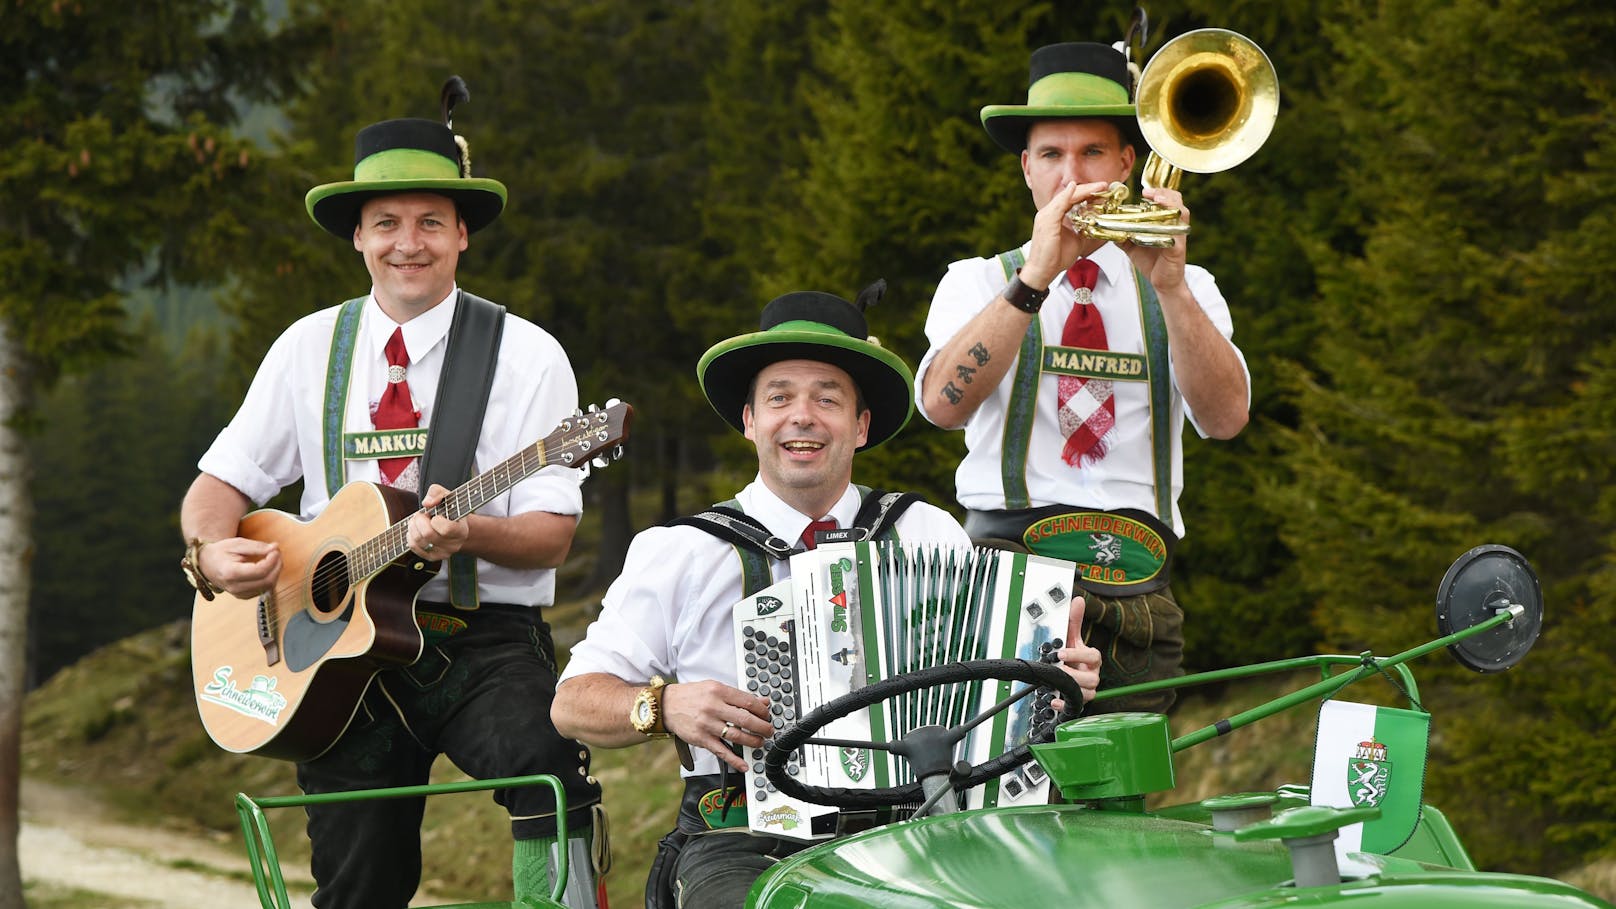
800, 519, 837, 550
373, 327, 419, 484
1055, 259, 1114, 467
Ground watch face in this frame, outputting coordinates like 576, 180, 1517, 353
633, 699, 650, 725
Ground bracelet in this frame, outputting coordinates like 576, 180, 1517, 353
181, 538, 220, 601
1002, 270, 1050, 313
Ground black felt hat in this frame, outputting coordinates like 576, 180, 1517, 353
305, 78, 507, 238
697, 289, 914, 450
980, 42, 1143, 154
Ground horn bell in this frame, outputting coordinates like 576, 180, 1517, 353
1135, 28, 1279, 175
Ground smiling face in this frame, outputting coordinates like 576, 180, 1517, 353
353, 191, 468, 321
742, 359, 870, 518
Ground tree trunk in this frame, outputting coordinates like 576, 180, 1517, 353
0, 319, 34, 909
584, 464, 633, 592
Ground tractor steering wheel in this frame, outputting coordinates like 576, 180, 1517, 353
761, 658, 1082, 810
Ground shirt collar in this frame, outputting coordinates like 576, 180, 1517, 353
736, 478, 861, 543
364, 286, 458, 363
1015, 240, 1130, 293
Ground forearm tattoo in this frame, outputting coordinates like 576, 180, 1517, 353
940, 341, 992, 407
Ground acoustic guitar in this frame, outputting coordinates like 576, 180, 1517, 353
189, 401, 631, 761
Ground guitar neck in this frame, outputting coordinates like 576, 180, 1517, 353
346, 440, 551, 582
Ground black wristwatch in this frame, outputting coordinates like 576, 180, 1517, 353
1002, 270, 1050, 313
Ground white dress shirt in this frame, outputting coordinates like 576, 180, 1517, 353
559, 479, 972, 777
916, 242, 1249, 533
198, 288, 583, 606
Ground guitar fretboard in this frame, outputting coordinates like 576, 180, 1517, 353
340, 405, 625, 584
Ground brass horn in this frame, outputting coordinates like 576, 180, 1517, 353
1067, 28, 1279, 248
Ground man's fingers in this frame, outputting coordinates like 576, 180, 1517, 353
1066, 594, 1086, 649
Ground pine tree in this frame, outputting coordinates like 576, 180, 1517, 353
1270, 0, 1616, 874
0, 1, 316, 902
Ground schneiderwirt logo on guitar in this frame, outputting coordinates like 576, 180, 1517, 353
200, 666, 289, 725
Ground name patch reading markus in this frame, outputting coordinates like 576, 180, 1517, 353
343, 429, 429, 459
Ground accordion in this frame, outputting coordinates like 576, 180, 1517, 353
731, 541, 1079, 841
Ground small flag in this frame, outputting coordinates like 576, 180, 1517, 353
1310, 700, 1430, 859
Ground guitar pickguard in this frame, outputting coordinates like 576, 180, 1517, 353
283, 595, 358, 672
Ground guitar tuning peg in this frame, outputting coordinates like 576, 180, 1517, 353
573, 407, 584, 417
586, 403, 599, 413
605, 396, 621, 408
590, 455, 609, 469
611, 445, 625, 460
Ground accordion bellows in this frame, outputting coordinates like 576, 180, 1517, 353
733, 542, 1080, 840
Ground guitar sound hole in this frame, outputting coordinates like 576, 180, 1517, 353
311, 551, 352, 616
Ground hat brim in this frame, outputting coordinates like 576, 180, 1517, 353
697, 331, 914, 451
980, 105, 1142, 155
305, 178, 507, 239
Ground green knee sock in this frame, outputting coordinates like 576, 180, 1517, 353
513, 833, 593, 904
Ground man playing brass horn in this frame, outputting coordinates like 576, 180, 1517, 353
916, 40, 1251, 712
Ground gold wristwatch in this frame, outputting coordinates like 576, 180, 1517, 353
630, 675, 670, 738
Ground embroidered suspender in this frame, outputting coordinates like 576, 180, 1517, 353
992, 248, 1174, 530
995, 249, 1041, 509
322, 298, 368, 497
1135, 272, 1175, 532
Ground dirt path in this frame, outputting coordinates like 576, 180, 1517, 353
20, 776, 312, 908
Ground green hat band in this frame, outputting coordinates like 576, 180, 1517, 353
353, 147, 460, 183
770, 319, 855, 338
1027, 71, 1130, 108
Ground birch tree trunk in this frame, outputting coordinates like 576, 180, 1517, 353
0, 319, 33, 909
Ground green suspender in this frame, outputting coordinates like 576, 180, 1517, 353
322, 298, 368, 497
995, 249, 1041, 509
992, 252, 1174, 531
1135, 270, 1175, 533
717, 498, 776, 598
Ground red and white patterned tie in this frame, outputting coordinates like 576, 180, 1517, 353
1056, 259, 1114, 467
372, 327, 420, 486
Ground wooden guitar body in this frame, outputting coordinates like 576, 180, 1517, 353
189, 482, 433, 762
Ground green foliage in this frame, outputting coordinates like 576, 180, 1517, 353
1268, 0, 1616, 873
1, 0, 316, 388
17, 0, 1616, 892
28, 318, 233, 683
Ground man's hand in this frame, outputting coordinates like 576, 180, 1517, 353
198, 537, 282, 598
1051, 595, 1103, 715
1120, 185, 1190, 293
662, 679, 775, 773
408, 483, 470, 561
1023, 180, 1113, 289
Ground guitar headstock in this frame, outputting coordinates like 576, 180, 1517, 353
545, 399, 633, 471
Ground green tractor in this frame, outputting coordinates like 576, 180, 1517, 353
235, 545, 1610, 908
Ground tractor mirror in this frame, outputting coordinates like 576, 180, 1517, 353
1434, 544, 1542, 673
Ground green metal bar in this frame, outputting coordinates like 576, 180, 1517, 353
235, 774, 570, 906
1165, 609, 1518, 752
236, 793, 294, 909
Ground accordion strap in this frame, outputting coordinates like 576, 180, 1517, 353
667, 487, 924, 595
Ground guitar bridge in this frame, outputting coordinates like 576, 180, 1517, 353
257, 595, 281, 666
